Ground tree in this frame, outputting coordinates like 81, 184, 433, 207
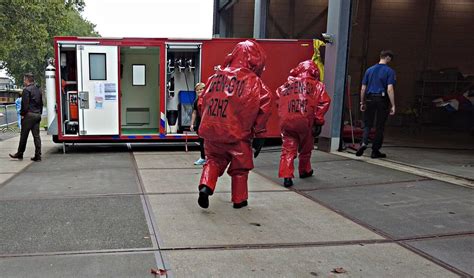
0, 0, 99, 86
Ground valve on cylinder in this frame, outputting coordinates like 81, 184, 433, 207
167, 76, 175, 97
186, 58, 195, 72
175, 58, 185, 72
167, 59, 174, 72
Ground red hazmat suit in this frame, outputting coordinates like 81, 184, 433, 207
277, 60, 331, 179
198, 40, 272, 207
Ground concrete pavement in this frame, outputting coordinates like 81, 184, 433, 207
0, 133, 472, 277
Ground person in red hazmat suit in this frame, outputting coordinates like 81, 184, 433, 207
277, 60, 331, 187
197, 40, 272, 209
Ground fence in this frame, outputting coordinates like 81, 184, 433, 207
0, 104, 19, 131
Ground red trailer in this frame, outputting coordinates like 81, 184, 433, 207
46, 37, 313, 143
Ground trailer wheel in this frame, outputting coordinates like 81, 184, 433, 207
52, 135, 60, 143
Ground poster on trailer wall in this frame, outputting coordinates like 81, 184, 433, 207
104, 83, 117, 101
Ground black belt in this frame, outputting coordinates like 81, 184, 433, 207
367, 94, 385, 97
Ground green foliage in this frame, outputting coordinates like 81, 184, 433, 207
0, 0, 99, 86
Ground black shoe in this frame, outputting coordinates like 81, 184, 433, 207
198, 185, 212, 209
233, 200, 248, 209
299, 169, 313, 179
356, 144, 367, 156
31, 156, 41, 162
9, 153, 23, 160
283, 178, 293, 187
371, 151, 387, 159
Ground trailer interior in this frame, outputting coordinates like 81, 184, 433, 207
165, 43, 201, 134
57, 42, 202, 138
120, 46, 160, 135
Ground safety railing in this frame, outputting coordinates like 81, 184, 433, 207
0, 104, 19, 132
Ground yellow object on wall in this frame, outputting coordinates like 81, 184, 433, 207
311, 39, 326, 81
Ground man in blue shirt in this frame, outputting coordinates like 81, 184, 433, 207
356, 50, 396, 158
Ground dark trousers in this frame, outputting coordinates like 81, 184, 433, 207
199, 137, 205, 159
362, 96, 390, 151
18, 112, 42, 156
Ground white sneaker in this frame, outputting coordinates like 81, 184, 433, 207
194, 158, 206, 165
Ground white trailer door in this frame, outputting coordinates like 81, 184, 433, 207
77, 45, 119, 135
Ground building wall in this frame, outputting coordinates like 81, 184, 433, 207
231, 0, 255, 38
222, 0, 474, 118
229, 0, 328, 39
351, 0, 432, 113
352, 0, 474, 120
430, 0, 474, 73
267, 0, 328, 39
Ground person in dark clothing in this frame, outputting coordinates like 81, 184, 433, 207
9, 73, 43, 161
356, 50, 396, 158
190, 82, 206, 165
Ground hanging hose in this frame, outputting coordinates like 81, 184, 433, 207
183, 69, 190, 91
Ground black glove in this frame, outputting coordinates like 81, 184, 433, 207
312, 125, 322, 137
252, 138, 265, 158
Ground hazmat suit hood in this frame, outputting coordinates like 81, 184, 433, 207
289, 60, 320, 80
223, 40, 266, 77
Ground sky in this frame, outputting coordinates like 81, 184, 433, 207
82, 0, 214, 38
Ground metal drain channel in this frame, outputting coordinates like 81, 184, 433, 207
128, 143, 172, 278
